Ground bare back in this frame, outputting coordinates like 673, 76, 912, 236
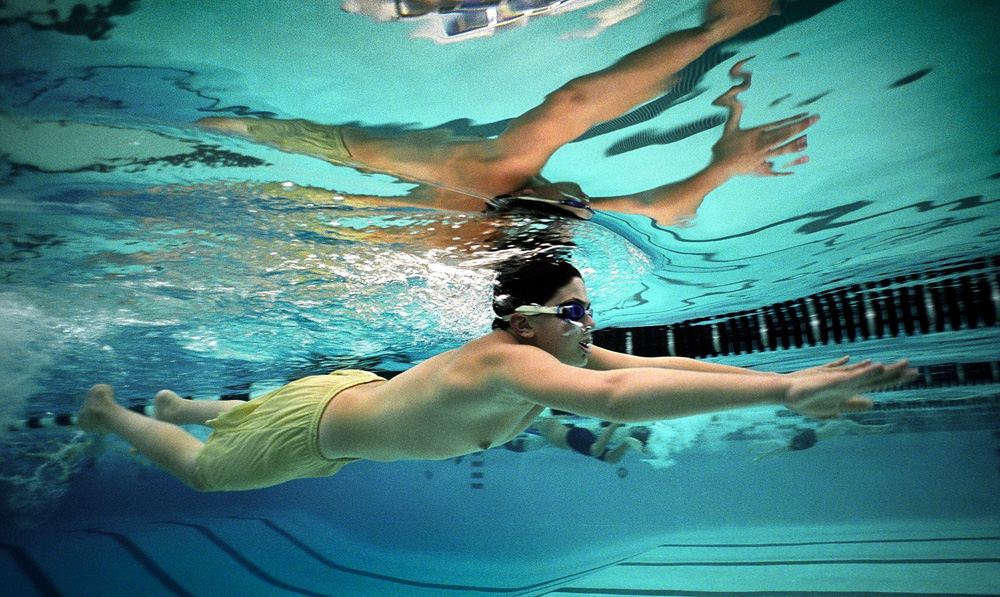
318, 331, 547, 462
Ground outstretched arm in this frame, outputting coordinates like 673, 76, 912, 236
588, 346, 858, 379
586, 344, 780, 375
503, 345, 917, 423
496, 0, 781, 173
587, 59, 817, 225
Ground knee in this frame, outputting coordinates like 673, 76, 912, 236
545, 82, 590, 112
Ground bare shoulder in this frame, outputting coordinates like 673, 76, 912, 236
385, 332, 535, 392
425, 332, 569, 395
447, 332, 546, 377
469, 335, 602, 393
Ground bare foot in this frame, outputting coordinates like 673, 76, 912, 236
705, 0, 778, 41
77, 384, 116, 434
153, 390, 185, 424
196, 117, 250, 135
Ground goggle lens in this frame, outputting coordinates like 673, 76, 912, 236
556, 303, 592, 322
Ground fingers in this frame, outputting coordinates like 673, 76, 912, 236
757, 112, 813, 131
759, 153, 808, 177
818, 356, 852, 369
761, 115, 819, 147
754, 114, 818, 149
854, 359, 917, 390
827, 362, 910, 417
837, 359, 872, 372
808, 393, 872, 419
873, 360, 915, 384
886, 360, 919, 386
790, 359, 912, 420
761, 132, 812, 176
768, 133, 807, 155
758, 163, 792, 177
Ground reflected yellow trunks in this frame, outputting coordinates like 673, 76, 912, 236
244, 118, 353, 164
193, 369, 385, 491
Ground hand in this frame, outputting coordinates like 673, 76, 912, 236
784, 360, 918, 419
708, 58, 818, 178
785, 356, 871, 378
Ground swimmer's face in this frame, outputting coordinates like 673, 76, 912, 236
510, 276, 595, 367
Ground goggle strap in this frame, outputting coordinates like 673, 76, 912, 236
506, 303, 591, 321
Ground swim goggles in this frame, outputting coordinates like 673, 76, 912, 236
502, 302, 593, 322
487, 192, 594, 220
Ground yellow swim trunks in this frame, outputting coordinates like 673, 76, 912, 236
193, 369, 385, 491
244, 118, 354, 164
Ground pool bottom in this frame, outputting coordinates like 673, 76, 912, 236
3, 513, 997, 596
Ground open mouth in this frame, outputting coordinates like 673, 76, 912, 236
579, 339, 592, 354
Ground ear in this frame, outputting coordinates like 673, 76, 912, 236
508, 314, 535, 339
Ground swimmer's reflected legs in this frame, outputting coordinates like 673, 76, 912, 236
196, 117, 249, 135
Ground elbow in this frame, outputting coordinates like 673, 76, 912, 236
601, 403, 632, 424
599, 376, 642, 424
596, 369, 675, 424
602, 399, 644, 424
574, 370, 655, 423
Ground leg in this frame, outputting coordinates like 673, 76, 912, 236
599, 438, 641, 465
196, 117, 355, 164
153, 390, 244, 426
78, 385, 206, 489
535, 417, 572, 450
815, 419, 893, 440
497, 0, 777, 168
196, 117, 250, 135
752, 442, 791, 462
589, 423, 622, 458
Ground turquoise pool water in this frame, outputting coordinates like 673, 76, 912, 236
2, 0, 999, 595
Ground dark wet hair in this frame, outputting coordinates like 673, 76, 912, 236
492, 255, 582, 330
